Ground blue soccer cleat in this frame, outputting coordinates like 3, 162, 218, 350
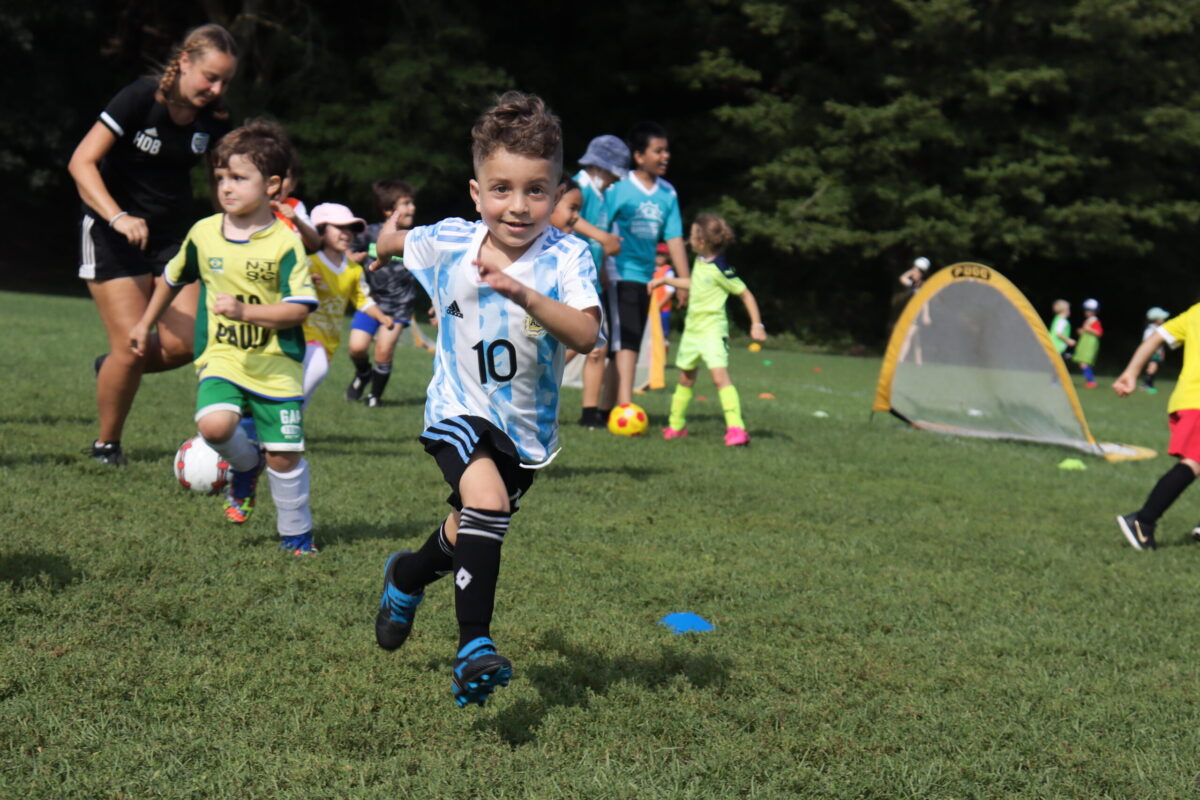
279, 531, 319, 557
375, 551, 423, 650
452, 637, 512, 708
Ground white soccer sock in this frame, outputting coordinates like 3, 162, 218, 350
204, 425, 259, 473
268, 459, 312, 537
302, 343, 329, 407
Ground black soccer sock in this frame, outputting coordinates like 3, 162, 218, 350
1139, 462, 1196, 524
351, 354, 372, 381
370, 361, 393, 398
1145, 372, 1156, 388
452, 507, 510, 648
392, 521, 454, 594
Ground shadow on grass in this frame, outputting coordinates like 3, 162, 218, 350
477, 628, 730, 746
241, 520, 426, 548
543, 465, 667, 480
0, 552, 80, 592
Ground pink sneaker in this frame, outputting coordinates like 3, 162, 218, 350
662, 427, 688, 440
724, 426, 750, 447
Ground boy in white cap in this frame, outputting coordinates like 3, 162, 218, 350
302, 202, 394, 405
570, 135, 629, 427
1074, 298, 1102, 388
1141, 307, 1171, 393
899, 256, 931, 292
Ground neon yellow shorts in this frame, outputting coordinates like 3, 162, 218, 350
195, 377, 305, 451
676, 330, 729, 370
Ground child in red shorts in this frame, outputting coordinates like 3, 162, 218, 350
1113, 304, 1200, 550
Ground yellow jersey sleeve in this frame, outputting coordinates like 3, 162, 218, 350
349, 263, 374, 311
1161, 305, 1198, 347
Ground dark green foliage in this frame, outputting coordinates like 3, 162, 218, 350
10, 1, 1200, 349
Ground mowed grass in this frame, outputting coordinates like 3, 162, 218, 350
3, 289, 1200, 798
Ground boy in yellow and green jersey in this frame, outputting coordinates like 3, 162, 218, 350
131, 120, 321, 554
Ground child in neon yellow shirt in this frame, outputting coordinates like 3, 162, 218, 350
648, 213, 766, 446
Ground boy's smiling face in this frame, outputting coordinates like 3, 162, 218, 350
470, 147, 562, 262
634, 136, 670, 178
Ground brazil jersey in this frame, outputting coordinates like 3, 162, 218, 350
404, 218, 600, 464
573, 169, 609, 275
1157, 305, 1200, 413
165, 214, 317, 399
682, 255, 748, 338
605, 174, 683, 283
303, 251, 375, 358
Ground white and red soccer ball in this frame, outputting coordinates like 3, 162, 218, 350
173, 436, 230, 494
607, 403, 648, 437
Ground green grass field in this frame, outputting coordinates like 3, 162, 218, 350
3, 289, 1200, 798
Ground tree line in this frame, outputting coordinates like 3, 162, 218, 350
6, 0, 1200, 354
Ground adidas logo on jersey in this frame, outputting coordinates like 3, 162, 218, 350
445, 301, 463, 319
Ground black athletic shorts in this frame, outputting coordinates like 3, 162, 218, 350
78, 214, 184, 281
606, 280, 650, 353
419, 415, 534, 511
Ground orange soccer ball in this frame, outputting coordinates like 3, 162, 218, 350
607, 403, 649, 436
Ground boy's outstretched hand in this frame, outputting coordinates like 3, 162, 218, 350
473, 260, 529, 307
751, 323, 767, 342
371, 207, 408, 270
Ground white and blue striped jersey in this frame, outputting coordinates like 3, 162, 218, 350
405, 218, 601, 464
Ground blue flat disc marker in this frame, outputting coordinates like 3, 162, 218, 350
659, 612, 715, 634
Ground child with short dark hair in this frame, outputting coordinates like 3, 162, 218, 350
129, 120, 321, 554
370, 92, 601, 708
605, 121, 690, 408
346, 179, 421, 406
649, 213, 765, 446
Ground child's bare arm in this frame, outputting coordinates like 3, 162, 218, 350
572, 218, 621, 256
373, 208, 409, 266
1114, 332, 1166, 397
738, 288, 767, 342
666, 236, 690, 305
271, 201, 321, 252
475, 260, 601, 353
212, 296, 311, 329
129, 277, 183, 356
648, 275, 692, 291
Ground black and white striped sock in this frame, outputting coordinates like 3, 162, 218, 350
393, 520, 455, 594
453, 507, 511, 648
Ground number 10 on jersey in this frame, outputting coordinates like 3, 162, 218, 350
472, 339, 516, 383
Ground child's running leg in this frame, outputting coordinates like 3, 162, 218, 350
345, 317, 377, 402
1081, 362, 1096, 386
267, 452, 315, 554
666, 368, 696, 438
366, 322, 404, 406
450, 453, 512, 707
1119, 458, 1200, 551
711, 367, 750, 446
376, 517, 455, 650
196, 398, 264, 525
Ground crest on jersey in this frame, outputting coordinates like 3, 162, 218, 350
523, 314, 545, 338
191, 132, 211, 154
208, 257, 224, 273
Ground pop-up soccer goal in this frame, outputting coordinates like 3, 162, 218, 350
873, 262, 1155, 462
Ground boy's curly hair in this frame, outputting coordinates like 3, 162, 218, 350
471, 91, 562, 178
211, 118, 295, 189
691, 212, 736, 255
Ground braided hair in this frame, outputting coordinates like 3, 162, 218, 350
155, 23, 238, 119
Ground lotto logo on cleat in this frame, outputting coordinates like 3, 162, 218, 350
445, 301, 464, 319
455, 567, 473, 589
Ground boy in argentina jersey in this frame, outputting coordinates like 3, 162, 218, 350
130, 122, 321, 555
370, 91, 600, 708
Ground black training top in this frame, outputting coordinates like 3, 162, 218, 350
88, 76, 230, 239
